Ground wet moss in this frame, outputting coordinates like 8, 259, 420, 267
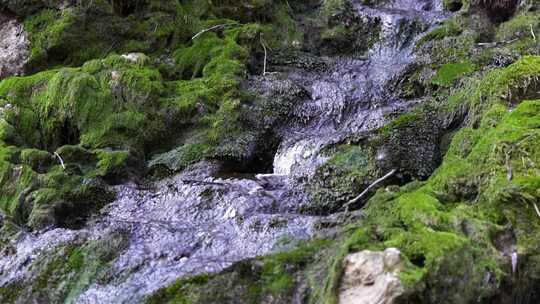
146, 240, 330, 304
308, 144, 379, 214
14, 231, 131, 303
431, 61, 476, 87
416, 18, 463, 48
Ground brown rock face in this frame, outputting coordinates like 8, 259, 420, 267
0, 11, 29, 79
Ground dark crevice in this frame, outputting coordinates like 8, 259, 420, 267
215, 134, 280, 176
474, 0, 520, 23
410, 254, 426, 267
109, 0, 144, 17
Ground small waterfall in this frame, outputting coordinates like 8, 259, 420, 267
0, 1, 451, 302
273, 0, 449, 178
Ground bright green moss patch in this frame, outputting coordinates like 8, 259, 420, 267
416, 18, 462, 48
431, 61, 476, 87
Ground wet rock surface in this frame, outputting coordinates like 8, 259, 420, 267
0, 11, 29, 79
0, 162, 320, 303
2, 0, 540, 303
0, 0, 456, 302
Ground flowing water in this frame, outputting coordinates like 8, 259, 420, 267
0, 1, 450, 302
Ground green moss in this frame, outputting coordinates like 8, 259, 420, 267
416, 18, 462, 48
496, 12, 540, 42
21, 231, 130, 303
146, 240, 330, 304
0, 55, 169, 227
149, 143, 213, 173
308, 144, 379, 213
431, 61, 476, 87
23, 8, 77, 68
92, 150, 131, 179
320, 57, 540, 303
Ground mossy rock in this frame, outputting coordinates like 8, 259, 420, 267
0, 230, 129, 303
320, 57, 540, 303
146, 240, 330, 304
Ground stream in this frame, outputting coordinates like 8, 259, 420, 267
0, 1, 450, 302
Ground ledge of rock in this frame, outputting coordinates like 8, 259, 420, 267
0, 11, 29, 79
339, 248, 404, 304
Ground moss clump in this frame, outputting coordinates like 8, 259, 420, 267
0, 231, 130, 303
19, 0, 196, 72
148, 144, 214, 173
308, 145, 379, 214
431, 61, 476, 87
0, 54, 172, 228
416, 18, 463, 48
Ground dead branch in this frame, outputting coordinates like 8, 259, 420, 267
533, 202, 540, 221
191, 23, 237, 40
343, 169, 397, 212
54, 152, 66, 170
260, 37, 268, 76
477, 38, 518, 47
180, 179, 228, 187
531, 24, 537, 41
505, 150, 513, 181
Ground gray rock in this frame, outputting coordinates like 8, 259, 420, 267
339, 248, 404, 304
0, 12, 29, 79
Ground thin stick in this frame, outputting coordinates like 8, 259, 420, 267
191, 23, 236, 40
534, 203, 540, 221
261, 37, 268, 76
531, 24, 537, 41
505, 151, 513, 181
180, 179, 228, 187
343, 169, 397, 212
477, 38, 518, 47
54, 152, 66, 170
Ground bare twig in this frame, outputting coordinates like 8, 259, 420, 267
343, 169, 397, 212
533, 202, 540, 221
180, 179, 228, 187
54, 152, 66, 170
191, 23, 237, 40
505, 150, 513, 181
260, 37, 268, 76
531, 24, 537, 41
477, 38, 518, 47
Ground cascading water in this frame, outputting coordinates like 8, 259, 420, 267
0, 1, 450, 302
273, 0, 449, 178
